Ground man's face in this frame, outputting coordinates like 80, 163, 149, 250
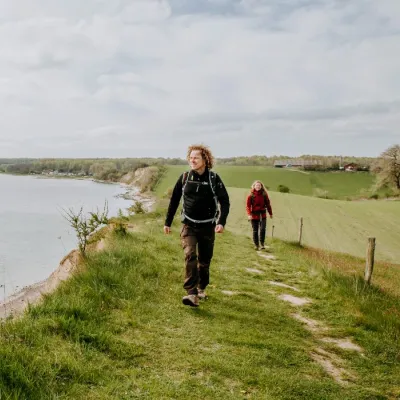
189, 150, 206, 171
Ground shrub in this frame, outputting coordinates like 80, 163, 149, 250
369, 193, 379, 200
62, 201, 109, 255
112, 220, 128, 236
277, 184, 290, 193
129, 200, 146, 214
117, 208, 129, 220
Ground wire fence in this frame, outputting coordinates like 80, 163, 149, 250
269, 215, 377, 285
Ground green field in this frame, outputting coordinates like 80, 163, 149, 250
228, 188, 400, 263
156, 166, 399, 263
156, 165, 376, 200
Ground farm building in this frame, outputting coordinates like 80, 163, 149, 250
274, 159, 323, 168
343, 163, 358, 172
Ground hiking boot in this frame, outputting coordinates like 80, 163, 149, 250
254, 245, 260, 251
198, 289, 208, 300
182, 294, 199, 307
260, 244, 266, 250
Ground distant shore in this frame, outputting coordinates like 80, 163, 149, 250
0, 177, 156, 319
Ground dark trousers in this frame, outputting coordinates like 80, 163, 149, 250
251, 218, 266, 246
180, 224, 215, 295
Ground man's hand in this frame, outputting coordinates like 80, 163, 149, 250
164, 226, 171, 234
269, 214, 273, 219
247, 215, 252, 221
215, 224, 224, 233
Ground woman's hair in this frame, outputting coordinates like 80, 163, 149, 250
251, 180, 267, 193
187, 144, 215, 169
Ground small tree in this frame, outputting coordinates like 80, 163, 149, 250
277, 184, 290, 193
372, 144, 400, 191
62, 201, 109, 256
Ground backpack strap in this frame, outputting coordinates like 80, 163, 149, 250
208, 171, 217, 196
181, 170, 220, 224
182, 171, 189, 187
208, 171, 220, 222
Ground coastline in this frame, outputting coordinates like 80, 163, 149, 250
0, 250, 80, 319
0, 177, 156, 320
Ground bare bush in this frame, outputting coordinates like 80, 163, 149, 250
62, 201, 109, 255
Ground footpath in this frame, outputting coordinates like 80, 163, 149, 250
0, 212, 399, 399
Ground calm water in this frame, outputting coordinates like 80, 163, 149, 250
0, 174, 131, 301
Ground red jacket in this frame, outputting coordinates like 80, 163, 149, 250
246, 189, 273, 220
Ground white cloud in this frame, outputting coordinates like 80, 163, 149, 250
0, 0, 399, 158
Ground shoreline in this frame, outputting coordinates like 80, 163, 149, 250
0, 249, 80, 319
0, 178, 156, 320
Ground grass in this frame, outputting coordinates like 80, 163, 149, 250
155, 166, 376, 200
227, 188, 400, 263
156, 167, 400, 263
1, 163, 400, 399
1, 209, 400, 399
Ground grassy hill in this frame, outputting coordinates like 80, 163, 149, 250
1, 213, 400, 399
156, 165, 399, 262
228, 188, 400, 263
1, 166, 400, 399
156, 166, 376, 200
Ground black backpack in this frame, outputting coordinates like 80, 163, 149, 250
181, 170, 219, 224
182, 170, 218, 196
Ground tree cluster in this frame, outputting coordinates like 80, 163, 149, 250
372, 145, 400, 191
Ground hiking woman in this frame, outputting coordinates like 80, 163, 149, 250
246, 180, 273, 250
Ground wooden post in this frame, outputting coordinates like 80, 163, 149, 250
299, 217, 303, 246
271, 225, 275, 238
364, 237, 376, 284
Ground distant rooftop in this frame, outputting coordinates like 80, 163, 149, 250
274, 159, 323, 167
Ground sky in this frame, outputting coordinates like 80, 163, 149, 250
0, 0, 399, 159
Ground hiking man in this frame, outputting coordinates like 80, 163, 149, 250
246, 180, 273, 250
164, 144, 230, 307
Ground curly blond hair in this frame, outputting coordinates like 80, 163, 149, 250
251, 180, 267, 193
187, 144, 215, 169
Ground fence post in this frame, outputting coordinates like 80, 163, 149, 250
364, 237, 376, 284
299, 217, 303, 246
272, 225, 275, 238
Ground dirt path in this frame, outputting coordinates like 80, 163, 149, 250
256, 249, 363, 385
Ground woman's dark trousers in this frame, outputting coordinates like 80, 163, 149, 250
251, 218, 266, 247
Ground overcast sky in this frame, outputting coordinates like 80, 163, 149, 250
0, 0, 399, 158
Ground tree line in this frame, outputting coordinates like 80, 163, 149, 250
0, 154, 375, 174
1, 145, 399, 194
0, 158, 168, 181
217, 155, 375, 170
